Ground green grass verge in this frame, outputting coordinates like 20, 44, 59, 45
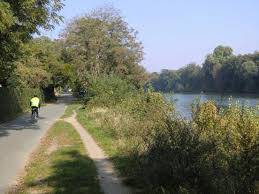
76, 108, 139, 188
76, 108, 117, 156
12, 121, 103, 194
62, 101, 82, 118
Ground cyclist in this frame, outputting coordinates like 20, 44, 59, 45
30, 95, 41, 118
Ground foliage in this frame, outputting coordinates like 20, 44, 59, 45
4, 36, 76, 103
0, 87, 43, 122
142, 101, 259, 193
151, 46, 259, 93
14, 62, 51, 88
150, 63, 202, 93
12, 37, 75, 89
0, 0, 63, 85
84, 75, 137, 107
78, 76, 259, 193
1, 3, 258, 193
62, 6, 148, 88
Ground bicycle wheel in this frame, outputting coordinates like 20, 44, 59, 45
31, 109, 37, 122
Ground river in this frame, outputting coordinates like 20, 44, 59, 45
164, 93, 259, 119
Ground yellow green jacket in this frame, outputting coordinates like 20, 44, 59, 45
30, 97, 40, 108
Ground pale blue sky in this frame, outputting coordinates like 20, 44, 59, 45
42, 0, 259, 72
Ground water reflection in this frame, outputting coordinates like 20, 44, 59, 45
164, 93, 259, 119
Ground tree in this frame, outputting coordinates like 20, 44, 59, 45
150, 69, 181, 92
218, 56, 242, 92
62, 6, 147, 88
149, 64, 201, 93
179, 63, 201, 91
213, 45, 233, 61
202, 46, 233, 91
11, 37, 75, 99
238, 61, 258, 92
0, 0, 63, 86
29, 37, 75, 88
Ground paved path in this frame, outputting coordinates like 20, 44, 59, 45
0, 95, 73, 193
65, 113, 131, 194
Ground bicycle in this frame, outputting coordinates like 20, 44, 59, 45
31, 107, 38, 122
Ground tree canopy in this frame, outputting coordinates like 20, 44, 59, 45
62, 7, 147, 88
0, 0, 63, 86
0, 5, 147, 100
11, 37, 74, 89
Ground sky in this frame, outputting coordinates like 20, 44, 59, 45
42, 0, 259, 72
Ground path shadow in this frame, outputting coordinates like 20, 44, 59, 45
0, 114, 41, 138
26, 150, 101, 194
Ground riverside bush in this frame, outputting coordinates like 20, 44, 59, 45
142, 102, 258, 193
84, 76, 259, 194
0, 87, 43, 122
84, 75, 137, 107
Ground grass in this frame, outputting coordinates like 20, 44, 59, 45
76, 108, 118, 156
11, 121, 103, 194
62, 101, 82, 118
76, 108, 139, 188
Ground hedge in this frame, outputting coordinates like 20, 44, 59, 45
0, 87, 43, 122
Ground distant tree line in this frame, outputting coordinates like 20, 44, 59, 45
150, 46, 259, 93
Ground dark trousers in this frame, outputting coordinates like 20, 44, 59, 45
31, 106, 39, 117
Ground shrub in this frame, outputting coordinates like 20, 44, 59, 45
84, 75, 137, 107
83, 77, 259, 193
140, 101, 259, 193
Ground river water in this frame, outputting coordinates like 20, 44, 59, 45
164, 93, 259, 119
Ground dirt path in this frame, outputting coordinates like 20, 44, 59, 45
65, 113, 131, 194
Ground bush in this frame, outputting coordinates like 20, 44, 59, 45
0, 87, 43, 122
82, 77, 259, 193
84, 75, 137, 107
140, 101, 259, 193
